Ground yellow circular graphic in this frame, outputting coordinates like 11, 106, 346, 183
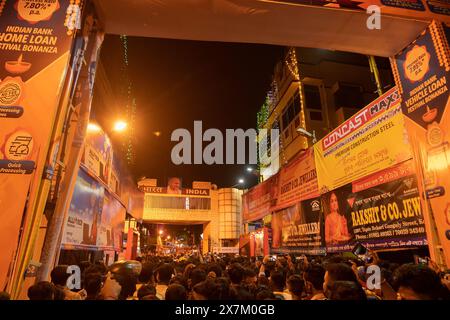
404, 45, 430, 83
427, 124, 444, 147
16, 0, 60, 24
5, 130, 34, 161
0, 80, 22, 105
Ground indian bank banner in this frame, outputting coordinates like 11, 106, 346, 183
322, 160, 427, 253
391, 21, 450, 267
314, 87, 412, 193
0, 0, 74, 288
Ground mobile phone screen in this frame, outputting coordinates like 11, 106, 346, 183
352, 243, 367, 256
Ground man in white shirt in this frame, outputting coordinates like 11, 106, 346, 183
155, 263, 174, 300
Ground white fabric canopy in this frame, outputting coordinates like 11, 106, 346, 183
93, 0, 429, 57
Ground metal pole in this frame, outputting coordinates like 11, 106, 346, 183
368, 55, 384, 97
37, 30, 104, 282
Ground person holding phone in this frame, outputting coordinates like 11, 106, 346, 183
325, 192, 350, 245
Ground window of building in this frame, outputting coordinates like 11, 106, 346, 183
333, 83, 364, 110
303, 84, 322, 110
303, 84, 324, 122
145, 195, 211, 210
281, 91, 302, 131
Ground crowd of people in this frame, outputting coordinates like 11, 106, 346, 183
3, 252, 450, 300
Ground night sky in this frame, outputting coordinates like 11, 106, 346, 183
96, 36, 284, 189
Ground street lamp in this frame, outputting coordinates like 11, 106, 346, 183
231, 178, 245, 188
159, 230, 164, 236
246, 166, 260, 177
113, 120, 127, 132
297, 127, 317, 144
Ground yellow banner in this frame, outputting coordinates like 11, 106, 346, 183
314, 104, 412, 193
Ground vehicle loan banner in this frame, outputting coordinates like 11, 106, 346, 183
391, 21, 450, 267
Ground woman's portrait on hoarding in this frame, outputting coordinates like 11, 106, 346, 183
324, 190, 351, 245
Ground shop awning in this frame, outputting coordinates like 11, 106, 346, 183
93, 0, 429, 57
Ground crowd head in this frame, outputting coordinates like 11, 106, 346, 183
15, 251, 450, 301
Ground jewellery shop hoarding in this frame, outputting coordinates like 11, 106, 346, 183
243, 148, 319, 223
0, 0, 74, 288
322, 160, 427, 253
270, 160, 427, 254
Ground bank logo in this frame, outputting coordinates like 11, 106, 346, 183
0, 81, 22, 105
311, 200, 320, 211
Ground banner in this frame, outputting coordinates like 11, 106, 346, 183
275, 148, 319, 209
242, 174, 279, 222
0, 0, 74, 288
139, 185, 210, 197
314, 87, 412, 192
391, 21, 450, 267
98, 191, 126, 251
82, 127, 112, 185
61, 168, 104, 249
322, 161, 427, 252
109, 151, 121, 196
273, 0, 450, 22
271, 197, 325, 255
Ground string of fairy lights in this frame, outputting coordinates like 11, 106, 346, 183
120, 35, 137, 165
257, 47, 310, 177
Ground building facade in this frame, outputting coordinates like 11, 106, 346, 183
140, 180, 243, 254
259, 47, 394, 180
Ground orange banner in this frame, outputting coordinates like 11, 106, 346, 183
392, 21, 450, 267
0, 0, 73, 288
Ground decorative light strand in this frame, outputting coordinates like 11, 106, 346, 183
430, 21, 450, 71
119, 35, 136, 165
65, 0, 82, 36
0, 0, 6, 16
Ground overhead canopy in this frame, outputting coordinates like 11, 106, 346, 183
93, 0, 430, 57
